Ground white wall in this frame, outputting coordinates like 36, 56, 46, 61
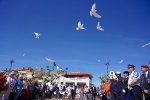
57, 76, 91, 87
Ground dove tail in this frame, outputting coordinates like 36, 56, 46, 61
76, 27, 79, 30
90, 11, 93, 16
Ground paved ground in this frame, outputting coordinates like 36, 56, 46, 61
43, 97, 101, 100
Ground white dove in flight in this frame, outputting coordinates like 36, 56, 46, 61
90, 3, 101, 18
34, 32, 41, 39
76, 21, 86, 30
56, 66, 60, 70
22, 53, 26, 57
119, 60, 124, 64
45, 57, 54, 63
97, 22, 104, 31
97, 59, 101, 62
141, 42, 150, 47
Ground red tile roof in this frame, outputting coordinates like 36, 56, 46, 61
62, 72, 93, 79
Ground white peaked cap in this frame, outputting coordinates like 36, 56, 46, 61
115, 71, 121, 74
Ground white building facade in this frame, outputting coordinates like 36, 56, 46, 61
56, 72, 92, 87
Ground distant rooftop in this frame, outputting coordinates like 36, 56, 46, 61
62, 71, 93, 79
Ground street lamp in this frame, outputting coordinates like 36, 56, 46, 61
104, 62, 110, 76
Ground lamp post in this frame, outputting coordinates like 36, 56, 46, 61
104, 62, 110, 76
9, 59, 14, 73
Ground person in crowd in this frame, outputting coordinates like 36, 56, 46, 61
70, 84, 76, 100
91, 84, 97, 100
88, 84, 93, 100
104, 79, 111, 100
7, 74, 17, 100
13, 74, 18, 84
99, 85, 106, 100
59, 82, 65, 100
30, 81, 37, 99
140, 65, 150, 100
96, 86, 99, 96
66, 84, 72, 97
13, 75, 23, 100
110, 71, 122, 100
120, 71, 129, 100
38, 83, 43, 100
79, 86, 84, 100
76, 86, 80, 98
43, 82, 48, 98
127, 64, 142, 100
23, 79, 31, 100
53, 84, 59, 99
84, 85, 89, 100
6, 75, 12, 85
22, 79, 27, 100
2, 84, 10, 100
47, 81, 54, 99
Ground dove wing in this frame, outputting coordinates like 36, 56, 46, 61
142, 43, 150, 47
92, 3, 96, 12
93, 12, 101, 18
78, 21, 81, 27
45, 57, 49, 61
34, 32, 38, 36
142, 44, 146, 47
120, 60, 123, 63
34, 32, 40, 37
97, 22, 100, 27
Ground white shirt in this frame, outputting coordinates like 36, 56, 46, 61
128, 70, 140, 90
59, 84, 65, 94
145, 71, 148, 78
6, 77, 13, 84
67, 86, 72, 96
47, 82, 53, 91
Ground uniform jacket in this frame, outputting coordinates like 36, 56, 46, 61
140, 71, 150, 93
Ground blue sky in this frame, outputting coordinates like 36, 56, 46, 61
0, 0, 150, 86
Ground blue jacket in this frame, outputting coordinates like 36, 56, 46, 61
16, 78, 23, 89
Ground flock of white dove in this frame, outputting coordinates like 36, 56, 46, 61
33, 3, 149, 48
23, 3, 149, 66
76, 3, 104, 31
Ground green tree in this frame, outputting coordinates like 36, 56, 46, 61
29, 67, 34, 78
99, 75, 108, 85
46, 66, 52, 74
64, 67, 68, 74
29, 67, 33, 72
53, 62, 56, 67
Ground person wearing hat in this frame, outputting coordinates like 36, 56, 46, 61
127, 64, 142, 100
120, 71, 129, 100
110, 71, 122, 100
140, 65, 150, 100
115, 71, 122, 81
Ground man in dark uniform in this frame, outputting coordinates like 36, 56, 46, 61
110, 79, 118, 100
110, 72, 122, 100
91, 84, 97, 100
120, 71, 129, 100
140, 65, 150, 100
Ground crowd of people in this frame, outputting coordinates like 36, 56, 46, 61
0, 62, 150, 100
100, 64, 150, 100
0, 73, 100, 100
